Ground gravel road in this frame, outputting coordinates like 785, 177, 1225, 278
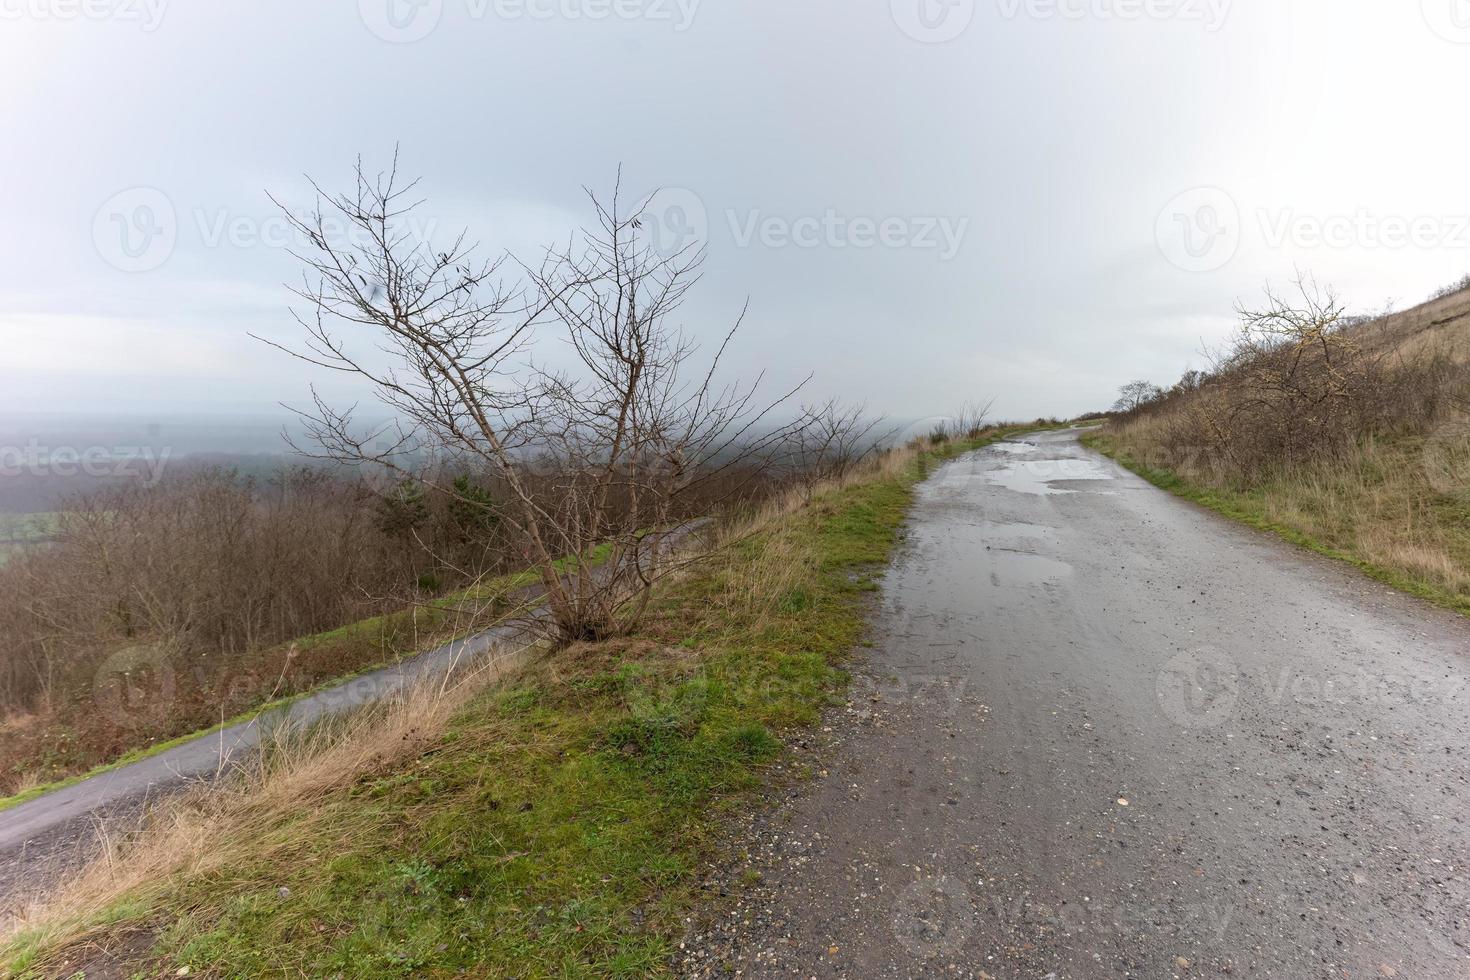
681, 427, 1470, 979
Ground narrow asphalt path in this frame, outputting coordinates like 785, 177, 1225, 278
0, 521, 707, 919
0, 617, 537, 917
686, 428, 1469, 979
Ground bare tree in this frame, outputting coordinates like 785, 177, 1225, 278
1116, 272, 1448, 479
261, 156, 806, 643
1431, 272, 1470, 301
952, 400, 994, 440
780, 400, 890, 501
1210, 275, 1383, 460
1111, 380, 1163, 414
1230, 274, 1354, 404
918, 400, 994, 444
1174, 368, 1207, 393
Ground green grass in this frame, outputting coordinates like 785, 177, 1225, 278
1084, 431, 1470, 618
2, 433, 1025, 979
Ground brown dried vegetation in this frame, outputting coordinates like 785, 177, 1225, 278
1100, 274, 1470, 607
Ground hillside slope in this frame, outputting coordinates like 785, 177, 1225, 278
1090, 281, 1470, 612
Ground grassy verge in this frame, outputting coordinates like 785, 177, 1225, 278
1084, 430, 1470, 617
0, 548, 612, 814
2, 432, 1017, 979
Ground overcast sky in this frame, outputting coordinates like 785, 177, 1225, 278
3, 0, 1469, 427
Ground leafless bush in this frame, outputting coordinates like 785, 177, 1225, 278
918, 401, 995, 445
1108, 273, 1470, 482
1111, 380, 1165, 416
1430, 272, 1470, 302
0, 466, 508, 715
265, 157, 808, 644
780, 401, 890, 502
954, 401, 994, 440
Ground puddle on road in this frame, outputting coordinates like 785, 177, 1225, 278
990, 441, 1038, 456
907, 521, 1074, 592
972, 520, 1056, 548
986, 549, 1074, 587
984, 457, 1114, 496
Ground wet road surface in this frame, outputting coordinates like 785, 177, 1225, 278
686, 428, 1470, 979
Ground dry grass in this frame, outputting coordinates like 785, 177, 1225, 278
1098, 412, 1470, 612
706, 531, 813, 628
3, 770, 41, 799
6, 641, 538, 959
1254, 436, 1470, 596
703, 433, 976, 618
688, 440, 933, 631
